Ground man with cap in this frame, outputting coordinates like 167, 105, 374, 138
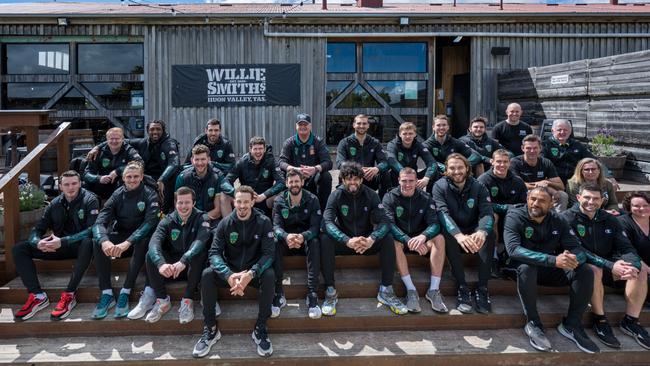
279, 113, 333, 209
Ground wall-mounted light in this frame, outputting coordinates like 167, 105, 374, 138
57, 17, 68, 26
453, 36, 463, 43
399, 17, 409, 26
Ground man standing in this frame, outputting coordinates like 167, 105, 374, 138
83, 127, 142, 199
227, 136, 285, 216
145, 187, 211, 324
491, 103, 532, 156
279, 113, 333, 209
382, 168, 448, 313
504, 187, 598, 354
386, 122, 439, 192
335, 114, 391, 198
272, 170, 322, 319
562, 184, 649, 349
185, 118, 236, 175
320, 162, 407, 316
423, 115, 483, 175
12, 171, 99, 321
193, 186, 275, 358
510, 135, 568, 211
432, 154, 495, 314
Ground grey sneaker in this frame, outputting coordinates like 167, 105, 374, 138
306, 292, 322, 319
321, 287, 338, 316
525, 321, 552, 352
270, 292, 286, 319
145, 296, 171, 323
192, 326, 221, 358
405, 290, 421, 313
179, 298, 195, 324
425, 289, 449, 313
377, 286, 408, 315
456, 286, 474, 314
127, 290, 156, 320
215, 301, 222, 317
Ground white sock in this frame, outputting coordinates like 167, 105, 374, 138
401, 275, 417, 291
143, 286, 155, 297
429, 276, 441, 291
120, 288, 131, 295
35, 292, 47, 300
102, 289, 113, 296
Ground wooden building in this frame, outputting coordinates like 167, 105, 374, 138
1, 1, 650, 167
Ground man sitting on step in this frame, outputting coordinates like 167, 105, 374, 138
320, 161, 408, 316
504, 186, 598, 354
382, 167, 448, 314
12, 170, 99, 321
143, 186, 211, 324
271, 170, 323, 319
562, 183, 650, 350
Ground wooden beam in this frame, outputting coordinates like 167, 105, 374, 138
56, 129, 70, 176
2, 180, 19, 278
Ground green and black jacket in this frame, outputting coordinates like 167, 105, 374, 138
278, 133, 332, 173
386, 136, 438, 179
148, 208, 211, 268
226, 149, 285, 198
542, 137, 600, 183
459, 133, 507, 165
175, 166, 235, 212
272, 189, 322, 242
423, 134, 483, 172
129, 134, 180, 184
477, 169, 528, 215
562, 205, 640, 270
93, 182, 160, 245
28, 188, 100, 248
335, 133, 388, 172
431, 176, 494, 236
504, 204, 586, 267
83, 141, 142, 184
185, 134, 236, 175
323, 184, 390, 244
208, 208, 275, 281
382, 187, 440, 245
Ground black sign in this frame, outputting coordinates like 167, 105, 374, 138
172, 64, 300, 107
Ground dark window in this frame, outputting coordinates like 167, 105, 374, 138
52, 88, 96, 110
362, 43, 427, 73
78, 44, 144, 74
336, 85, 381, 108
5, 44, 69, 74
3, 83, 65, 109
368, 81, 427, 108
326, 81, 351, 107
117, 116, 145, 138
82, 82, 144, 109
401, 115, 428, 139
326, 43, 356, 73
326, 115, 387, 144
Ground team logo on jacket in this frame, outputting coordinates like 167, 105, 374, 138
485, 145, 492, 152
577, 224, 586, 237
341, 205, 349, 216
171, 229, 180, 241
281, 208, 289, 219
396, 206, 404, 218
525, 226, 534, 239
208, 188, 215, 198
490, 187, 499, 197
137, 201, 145, 211
398, 152, 404, 162
432, 148, 439, 156
78, 209, 85, 220
551, 147, 559, 157
262, 169, 269, 179
101, 158, 110, 168
229, 232, 239, 244
160, 152, 166, 160
217, 150, 224, 158
349, 147, 357, 157
467, 198, 475, 208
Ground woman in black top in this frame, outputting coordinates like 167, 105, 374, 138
619, 192, 650, 272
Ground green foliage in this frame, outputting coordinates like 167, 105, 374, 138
590, 127, 618, 157
17, 182, 47, 212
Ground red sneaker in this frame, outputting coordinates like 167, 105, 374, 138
50, 292, 77, 320
14, 293, 49, 321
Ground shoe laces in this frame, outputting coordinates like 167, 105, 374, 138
116, 293, 129, 307
201, 326, 215, 342
98, 293, 114, 308
256, 324, 269, 341
56, 292, 74, 309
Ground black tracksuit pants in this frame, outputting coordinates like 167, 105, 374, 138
320, 233, 395, 288
201, 267, 275, 329
273, 238, 320, 294
146, 249, 208, 299
13, 238, 93, 294
93, 232, 151, 291
444, 231, 495, 288
515, 262, 594, 328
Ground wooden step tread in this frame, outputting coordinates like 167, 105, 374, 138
1, 327, 648, 365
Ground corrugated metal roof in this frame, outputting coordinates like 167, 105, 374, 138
1, 2, 649, 17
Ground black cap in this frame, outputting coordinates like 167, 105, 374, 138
296, 113, 311, 124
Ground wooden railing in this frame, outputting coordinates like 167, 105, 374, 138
0, 122, 71, 279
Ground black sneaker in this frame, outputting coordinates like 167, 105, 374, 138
593, 318, 621, 348
192, 326, 221, 358
456, 285, 473, 314
474, 286, 492, 314
557, 320, 600, 354
270, 292, 286, 319
620, 319, 650, 350
252, 323, 273, 357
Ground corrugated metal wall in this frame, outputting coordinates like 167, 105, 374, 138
144, 25, 326, 157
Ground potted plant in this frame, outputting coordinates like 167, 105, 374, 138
0, 182, 48, 250
590, 127, 627, 179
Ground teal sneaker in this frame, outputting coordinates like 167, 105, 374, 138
92, 293, 115, 319
114, 293, 130, 318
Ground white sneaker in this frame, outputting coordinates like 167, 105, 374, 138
270, 293, 286, 319
179, 298, 195, 324
215, 301, 222, 317
321, 287, 338, 316
127, 290, 156, 320
145, 297, 171, 323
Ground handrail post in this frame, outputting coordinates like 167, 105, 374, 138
56, 129, 70, 175
3, 179, 19, 278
